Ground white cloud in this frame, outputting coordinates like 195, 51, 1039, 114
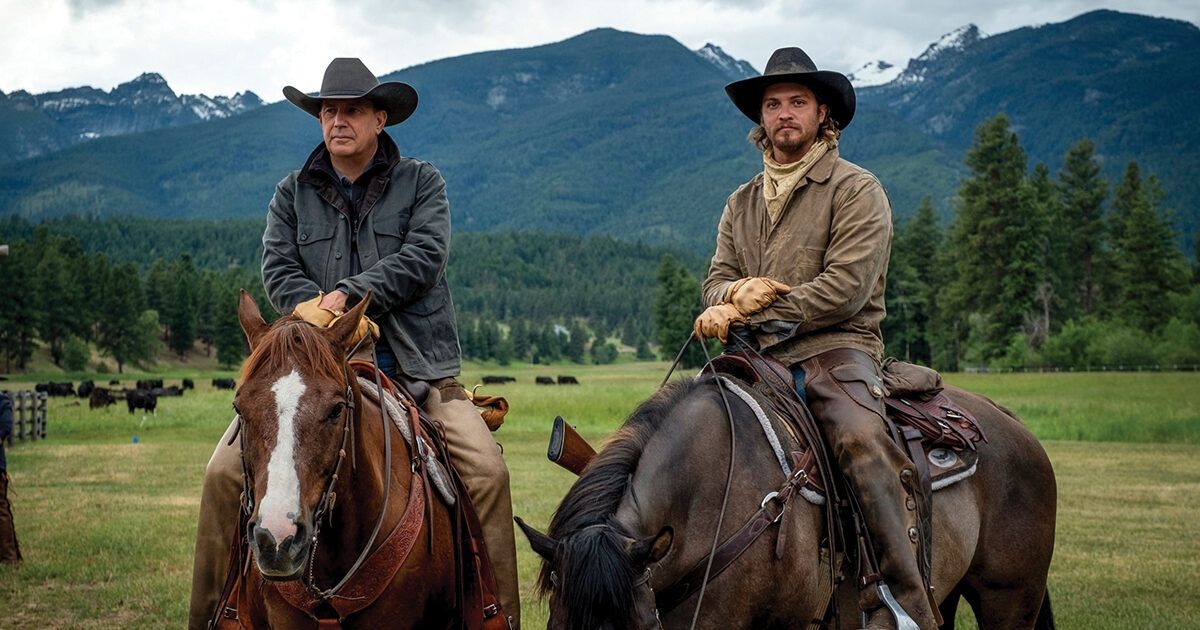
2, 0, 1196, 99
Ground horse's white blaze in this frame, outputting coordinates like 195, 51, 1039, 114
259, 369, 306, 546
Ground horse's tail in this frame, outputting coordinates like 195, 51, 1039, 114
556, 522, 640, 630
1034, 589, 1056, 630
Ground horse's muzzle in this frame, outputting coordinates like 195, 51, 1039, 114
249, 519, 310, 580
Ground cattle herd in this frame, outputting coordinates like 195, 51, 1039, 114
482, 375, 579, 385
34, 377, 233, 414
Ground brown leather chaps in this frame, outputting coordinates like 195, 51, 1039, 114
0, 471, 21, 565
800, 348, 936, 629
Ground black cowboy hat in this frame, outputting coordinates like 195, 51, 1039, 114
283, 58, 417, 127
725, 47, 855, 129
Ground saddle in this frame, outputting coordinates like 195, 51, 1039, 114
209, 363, 508, 630
696, 352, 986, 624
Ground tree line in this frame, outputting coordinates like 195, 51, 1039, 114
886, 114, 1198, 370
0, 228, 266, 373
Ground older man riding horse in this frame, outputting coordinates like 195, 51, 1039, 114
209, 292, 506, 629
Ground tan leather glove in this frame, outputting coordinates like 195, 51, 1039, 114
724, 277, 792, 317
293, 293, 340, 327
329, 312, 381, 346
693, 303, 746, 344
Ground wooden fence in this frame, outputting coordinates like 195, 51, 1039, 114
3, 390, 48, 445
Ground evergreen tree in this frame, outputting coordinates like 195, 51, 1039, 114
1108, 162, 1189, 332
0, 243, 38, 370
509, 319, 530, 361
95, 263, 153, 373
885, 196, 942, 364
167, 255, 198, 359
144, 258, 174, 339
944, 114, 1045, 363
566, 320, 588, 364
635, 336, 655, 361
215, 277, 249, 369
653, 255, 710, 368
591, 341, 618, 364
1055, 139, 1108, 317
1025, 163, 1058, 346
32, 236, 88, 366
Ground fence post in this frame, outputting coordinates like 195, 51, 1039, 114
37, 392, 47, 439
16, 391, 27, 442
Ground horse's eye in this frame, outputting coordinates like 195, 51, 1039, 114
232, 401, 242, 416
326, 402, 346, 422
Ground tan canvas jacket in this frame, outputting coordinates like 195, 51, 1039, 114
702, 146, 892, 365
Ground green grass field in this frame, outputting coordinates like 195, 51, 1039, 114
1, 364, 1197, 628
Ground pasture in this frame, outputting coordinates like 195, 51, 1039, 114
0, 365, 1197, 628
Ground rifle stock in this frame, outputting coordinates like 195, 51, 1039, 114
547, 415, 597, 476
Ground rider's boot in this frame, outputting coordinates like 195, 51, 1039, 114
800, 348, 937, 630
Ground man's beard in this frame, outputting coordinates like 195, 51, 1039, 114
772, 127, 810, 154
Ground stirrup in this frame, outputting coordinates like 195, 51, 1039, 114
875, 583, 920, 630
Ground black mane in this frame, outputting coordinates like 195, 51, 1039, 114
538, 376, 711, 595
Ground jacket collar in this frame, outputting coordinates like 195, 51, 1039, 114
805, 144, 838, 185
298, 131, 400, 185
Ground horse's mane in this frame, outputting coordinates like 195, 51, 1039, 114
539, 376, 711, 594
239, 316, 346, 387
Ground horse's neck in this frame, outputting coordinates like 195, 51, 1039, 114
312, 400, 411, 582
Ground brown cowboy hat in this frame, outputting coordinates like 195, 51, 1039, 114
725, 47, 855, 129
283, 58, 417, 127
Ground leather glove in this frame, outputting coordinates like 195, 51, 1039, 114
329, 312, 381, 346
293, 293, 340, 327
693, 303, 747, 344
724, 277, 792, 317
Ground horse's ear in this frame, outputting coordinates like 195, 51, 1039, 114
515, 516, 557, 560
238, 289, 270, 350
629, 526, 673, 565
325, 291, 372, 349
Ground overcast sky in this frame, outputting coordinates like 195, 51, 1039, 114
3, 0, 1197, 99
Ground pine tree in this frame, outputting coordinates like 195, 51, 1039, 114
653, 255, 710, 368
509, 319, 530, 361
33, 236, 88, 366
0, 242, 39, 370
96, 262, 154, 373
885, 195, 942, 364
215, 273, 250, 369
167, 255, 198, 359
944, 114, 1045, 363
1109, 162, 1190, 332
1055, 139, 1108, 317
566, 320, 588, 364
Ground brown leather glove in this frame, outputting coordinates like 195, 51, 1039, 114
329, 312, 381, 346
693, 303, 747, 344
724, 277, 792, 317
293, 293, 340, 327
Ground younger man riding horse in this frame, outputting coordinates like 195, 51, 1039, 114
693, 46, 933, 628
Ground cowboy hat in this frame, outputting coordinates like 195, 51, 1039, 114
725, 47, 855, 129
283, 58, 417, 127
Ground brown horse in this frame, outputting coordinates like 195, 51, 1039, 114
231, 292, 457, 628
518, 375, 1057, 629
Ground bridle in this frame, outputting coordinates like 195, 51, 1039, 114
231, 335, 397, 602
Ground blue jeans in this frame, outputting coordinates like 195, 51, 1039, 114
373, 344, 400, 380
790, 365, 807, 404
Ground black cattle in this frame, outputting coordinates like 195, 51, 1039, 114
181, 378, 195, 390
136, 379, 164, 390
77, 380, 96, 398
108, 379, 121, 386
36, 382, 75, 396
89, 387, 116, 410
535, 376, 555, 385
481, 375, 517, 384
151, 386, 184, 397
557, 375, 580, 385
212, 378, 236, 390
126, 389, 158, 414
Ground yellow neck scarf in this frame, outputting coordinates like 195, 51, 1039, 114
762, 139, 834, 225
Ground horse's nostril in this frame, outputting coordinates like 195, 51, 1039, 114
253, 525, 278, 552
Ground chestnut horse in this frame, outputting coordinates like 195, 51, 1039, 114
230, 292, 457, 628
519, 375, 1057, 629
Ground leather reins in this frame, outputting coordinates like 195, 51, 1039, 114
230, 336, 400, 604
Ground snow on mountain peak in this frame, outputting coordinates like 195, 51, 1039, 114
848, 60, 902, 87
695, 43, 758, 80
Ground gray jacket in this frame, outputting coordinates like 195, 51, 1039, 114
262, 135, 461, 380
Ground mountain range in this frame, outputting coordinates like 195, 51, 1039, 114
0, 73, 261, 161
0, 9, 1195, 256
